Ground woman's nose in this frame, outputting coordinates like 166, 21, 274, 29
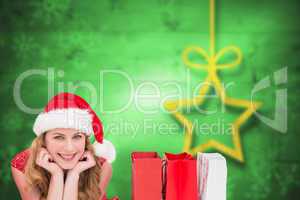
64, 140, 76, 152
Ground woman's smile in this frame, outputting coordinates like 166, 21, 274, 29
57, 153, 77, 161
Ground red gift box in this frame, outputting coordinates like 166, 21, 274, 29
164, 153, 198, 200
131, 152, 163, 200
131, 152, 198, 200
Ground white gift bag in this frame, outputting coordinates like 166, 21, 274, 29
197, 153, 227, 200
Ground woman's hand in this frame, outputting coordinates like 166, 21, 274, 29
63, 151, 96, 200
68, 151, 96, 176
35, 147, 63, 176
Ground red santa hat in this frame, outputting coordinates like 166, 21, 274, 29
33, 92, 116, 163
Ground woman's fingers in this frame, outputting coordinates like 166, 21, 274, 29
77, 151, 96, 170
43, 153, 51, 163
37, 148, 47, 160
85, 151, 96, 166
34, 148, 62, 175
40, 151, 48, 162
85, 151, 94, 160
36, 149, 45, 165
80, 151, 91, 161
36, 148, 53, 167
82, 151, 92, 161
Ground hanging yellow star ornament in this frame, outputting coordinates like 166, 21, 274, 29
163, 0, 262, 162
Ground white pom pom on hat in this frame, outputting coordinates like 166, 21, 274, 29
33, 92, 116, 163
93, 139, 116, 163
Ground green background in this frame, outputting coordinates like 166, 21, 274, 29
0, 0, 300, 199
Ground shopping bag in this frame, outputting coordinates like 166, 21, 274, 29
164, 152, 198, 200
131, 152, 162, 200
197, 153, 227, 200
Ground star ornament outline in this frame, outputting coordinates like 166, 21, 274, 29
163, 57, 262, 162
163, 0, 262, 163
164, 46, 262, 162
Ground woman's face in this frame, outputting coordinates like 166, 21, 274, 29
44, 128, 86, 170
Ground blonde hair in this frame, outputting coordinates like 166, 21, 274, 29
24, 133, 102, 200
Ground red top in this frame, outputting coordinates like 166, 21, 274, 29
11, 149, 31, 173
11, 149, 118, 200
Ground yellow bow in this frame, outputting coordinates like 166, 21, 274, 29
182, 45, 242, 72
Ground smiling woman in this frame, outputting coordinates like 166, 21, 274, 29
10, 92, 119, 200
44, 129, 87, 170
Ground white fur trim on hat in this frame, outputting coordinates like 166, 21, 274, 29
33, 108, 93, 136
93, 139, 116, 163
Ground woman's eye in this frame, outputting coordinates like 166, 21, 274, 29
74, 135, 82, 139
54, 136, 64, 140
